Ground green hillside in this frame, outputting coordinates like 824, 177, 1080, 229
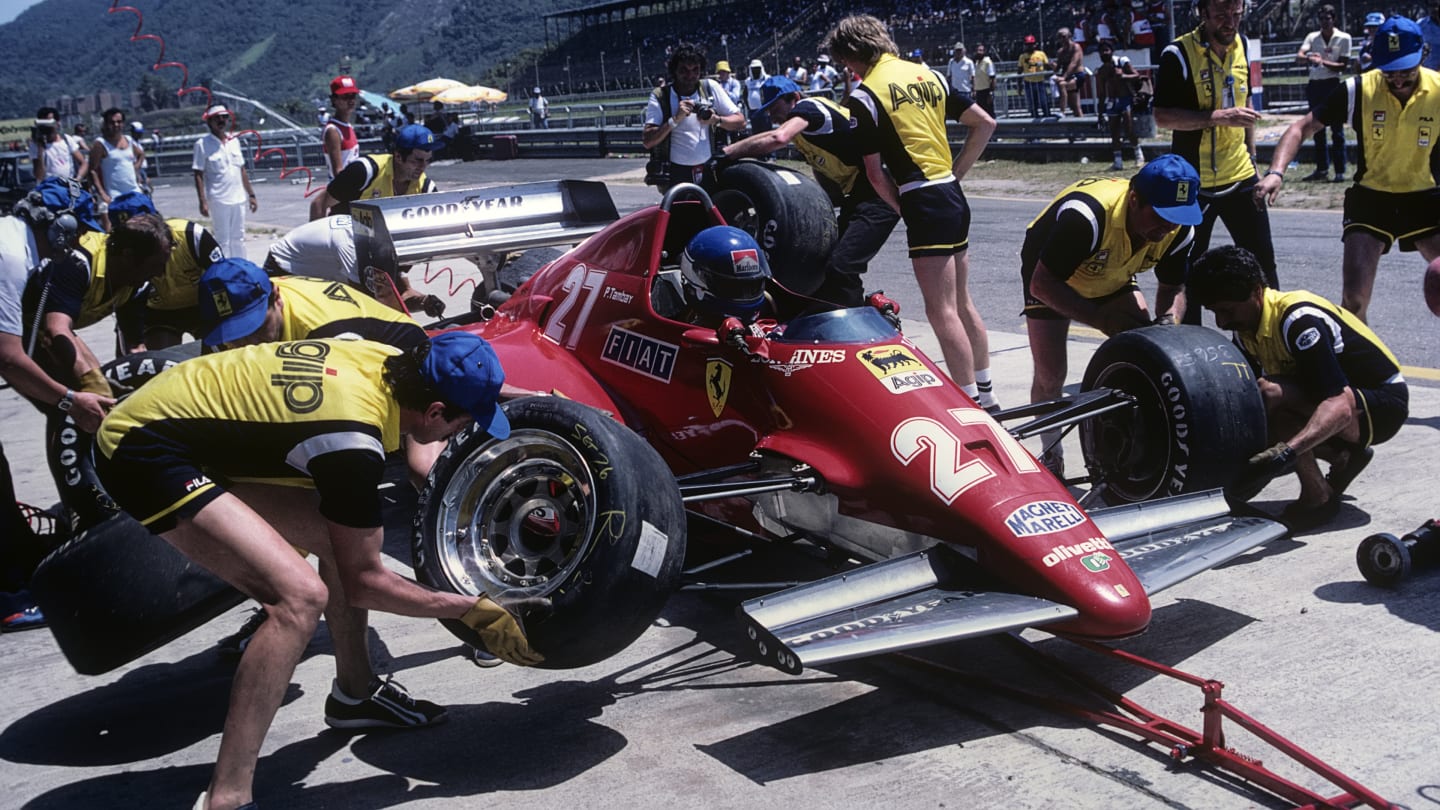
0, 0, 583, 118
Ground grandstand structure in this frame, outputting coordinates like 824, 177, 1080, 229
521, 0, 1364, 102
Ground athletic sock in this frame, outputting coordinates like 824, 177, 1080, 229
961, 382, 980, 401
974, 368, 997, 409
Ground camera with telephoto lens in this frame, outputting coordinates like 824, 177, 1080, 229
693, 100, 715, 121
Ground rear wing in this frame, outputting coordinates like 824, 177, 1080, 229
351, 180, 619, 272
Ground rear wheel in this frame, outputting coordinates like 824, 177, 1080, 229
413, 397, 687, 668
1079, 325, 1266, 504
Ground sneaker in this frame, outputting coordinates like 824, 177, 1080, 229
1110, 154, 1124, 170
193, 791, 256, 810
1300, 169, 1329, 182
1134, 145, 1145, 166
984, 402, 1003, 416
1, 591, 45, 632
324, 676, 448, 730
1330, 173, 1346, 183
217, 606, 268, 659
470, 647, 505, 668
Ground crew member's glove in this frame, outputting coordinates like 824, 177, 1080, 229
404, 294, 447, 318
77, 368, 114, 399
1227, 442, 1296, 505
460, 596, 546, 666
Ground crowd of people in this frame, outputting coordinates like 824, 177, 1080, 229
2, 3, 1438, 808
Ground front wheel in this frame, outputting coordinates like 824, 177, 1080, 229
1079, 325, 1266, 504
412, 397, 687, 669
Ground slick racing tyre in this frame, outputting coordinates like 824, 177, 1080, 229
711, 160, 837, 296
496, 247, 565, 295
413, 396, 687, 669
30, 513, 244, 675
1079, 325, 1266, 505
45, 345, 199, 531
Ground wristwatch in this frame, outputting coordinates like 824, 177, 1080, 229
57, 388, 75, 413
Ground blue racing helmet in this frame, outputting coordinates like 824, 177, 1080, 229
679, 225, 771, 322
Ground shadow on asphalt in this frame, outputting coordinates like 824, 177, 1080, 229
1313, 570, 1440, 632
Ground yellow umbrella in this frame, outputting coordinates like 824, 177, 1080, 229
388, 77, 466, 101
431, 84, 509, 105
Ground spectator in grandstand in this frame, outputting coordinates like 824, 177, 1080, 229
973, 43, 997, 116
641, 42, 745, 192
811, 54, 839, 94
947, 43, 975, 96
1096, 40, 1144, 169
824, 14, 1001, 410
1128, 0, 1158, 60
1055, 28, 1086, 117
1020, 34, 1054, 117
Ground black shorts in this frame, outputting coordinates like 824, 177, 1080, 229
1342, 186, 1440, 252
144, 306, 204, 340
1355, 380, 1408, 447
899, 181, 971, 258
96, 433, 223, 534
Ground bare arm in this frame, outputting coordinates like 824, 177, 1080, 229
1153, 282, 1185, 323
323, 126, 343, 178
716, 110, 746, 132
1153, 104, 1259, 131
952, 103, 995, 180
1031, 261, 1148, 335
241, 166, 257, 213
1254, 113, 1326, 204
89, 141, 111, 201
70, 142, 89, 180
1283, 388, 1356, 456
327, 521, 475, 618
0, 333, 112, 431
864, 153, 900, 213
193, 169, 209, 218
724, 116, 808, 160
308, 189, 338, 221
40, 311, 108, 392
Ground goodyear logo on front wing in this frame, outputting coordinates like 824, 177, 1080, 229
858, 345, 941, 394
1005, 500, 1088, 537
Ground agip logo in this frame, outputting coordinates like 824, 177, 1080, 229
858, 345, 941, 394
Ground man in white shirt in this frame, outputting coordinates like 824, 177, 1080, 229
528, 87, 550, 129
1295, 4, 1351, 181
28, 108, 86, 183
191, 104, 257, 259
946, 42, 975, 96
641, 42, 745, 192
743, 58, 770, 134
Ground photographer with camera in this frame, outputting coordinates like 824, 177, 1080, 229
29, 108, 87, 184
641, 42, 744, 193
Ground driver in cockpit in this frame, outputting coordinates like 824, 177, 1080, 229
657, 225, 774, 329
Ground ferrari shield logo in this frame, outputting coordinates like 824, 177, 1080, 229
706, 358, 732, 417
1388, 32, 1400, 51
1174, 180, 1190, 202
209, 288, 234, 317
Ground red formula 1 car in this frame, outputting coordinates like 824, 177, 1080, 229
355, 180, 1287, 674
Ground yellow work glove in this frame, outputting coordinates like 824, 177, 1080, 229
460, 596, 545, 666
77, 368, 114, 398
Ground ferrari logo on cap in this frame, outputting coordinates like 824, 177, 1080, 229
1389, 33, 1400, 51
706, 358, 732, 417
211, 289, 233, 317
1175, 180, 1190, 202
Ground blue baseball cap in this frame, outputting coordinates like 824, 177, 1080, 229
395, 123, 440, 152
109, 191, 158, 223
1133, 154, 1202, 226
198, 258, 273, 347
758, 76, 802, 111
1373, 17, 1423, 72
1364, 12, 1385, 28
422, 331, 509, 439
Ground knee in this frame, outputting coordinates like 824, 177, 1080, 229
273, 574, 328, 631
